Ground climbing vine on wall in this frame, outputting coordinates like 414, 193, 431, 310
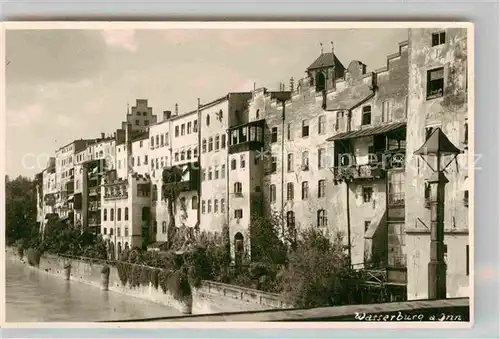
162, 166, 189, 249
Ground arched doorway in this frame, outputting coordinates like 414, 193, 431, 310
315, 71, 326, 92
234, 232, 244, 267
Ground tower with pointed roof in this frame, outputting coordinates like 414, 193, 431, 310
306, 42, 346, 92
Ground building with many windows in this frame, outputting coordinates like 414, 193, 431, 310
35, 27, 470, 301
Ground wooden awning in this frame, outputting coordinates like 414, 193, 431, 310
326, 122, 407, 142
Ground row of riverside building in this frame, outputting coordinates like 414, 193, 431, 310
34, 27, 470, 301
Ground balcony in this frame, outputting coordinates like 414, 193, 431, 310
104, 191, 129, 201
88, 218, 101, 227
89, 187, 99, 196
89, 201, 101, 212
333, 164, 385, 182
228, 119, 265, 155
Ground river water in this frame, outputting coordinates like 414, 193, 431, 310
5, 255, 182, 322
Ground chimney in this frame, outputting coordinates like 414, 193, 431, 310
320, 42, 324, 55
175, 103, 179, 116
163, 110, 172, 121
289, 77, 294, 92
101, 132, 105, 139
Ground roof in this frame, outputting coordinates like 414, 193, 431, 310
131, 131, 149, 142
307, 52, 345, 71
414, 127, 462, 156
326, 122, 407, 142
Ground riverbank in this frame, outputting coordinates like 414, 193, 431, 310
6, 247, 290, 316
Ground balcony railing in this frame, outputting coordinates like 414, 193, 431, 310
388, 192, 405, 206
333, 164, 385, 182
89, 187, 99, 196
104, 191, 129, 201
89, 201, 101, 211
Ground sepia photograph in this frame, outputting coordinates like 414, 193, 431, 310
3, 22, 473, 326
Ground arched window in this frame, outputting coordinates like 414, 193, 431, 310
152, 185, 158, 202
191, 196, 198, 210
110, 208, 114, 221
362, 105, 372, 125
234, 182, 242, 194
231, 158, 237, 170
208, 137, 213, 152
124, 207, 129, 221
117, 208, 121, 221
256, 109, 260, 119
234, 232, 244, 266
317, 209, 328, 227
103, 208, 107, 221
269, 184, 276, 203
215, 135, 220, 150
206, 114, 210, 126
316, 71, 326, 92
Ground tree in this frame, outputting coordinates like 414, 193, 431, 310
249, 211, 288, 265
279, 228, 358, 308
6, 176, 38, 246
162, 166, 189, 249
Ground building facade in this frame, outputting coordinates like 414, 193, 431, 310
34, 28, 471, 301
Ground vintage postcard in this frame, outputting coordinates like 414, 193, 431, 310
1, 21, 474, 328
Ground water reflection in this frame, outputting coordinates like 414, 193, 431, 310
6, 256, 181, 322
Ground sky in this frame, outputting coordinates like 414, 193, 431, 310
5, 28, 408, 178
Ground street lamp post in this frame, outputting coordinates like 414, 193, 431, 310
414, 127, 462, 300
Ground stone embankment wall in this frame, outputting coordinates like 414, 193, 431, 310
6, 248, 290, 315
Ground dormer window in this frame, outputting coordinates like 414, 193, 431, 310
362, 106, 372, 125
315, 71, 326, 92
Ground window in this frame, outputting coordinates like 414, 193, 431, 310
231, 130, 238, 145
103, 209, 107, 221
240, 154, 246, 168
124, 227, 129, 237
181, 151, 185, 161
187, 122, 192, 134
365, 221, 371, 232
271, 156, 277, 173
206, 114, 210, 126
427, 67, 444, 99
269, 184, 276, 203
117, 208, 121, 221
161, 134, 165, 146
431, 31, 446, 47
221, 198, 225, 212
317, 209, 328, 227
302, 181, 309, 200
175, 153, 179, 162
256, 109, 260, 119
254, 154, 260, 165
464, 121, 469, 148
137, 156, 140, 166
152, 185, 158, 202
202, 169, 206, 181
162, 221, 167, 234
302, 151, 309, 170
234, 209, 243, 219
208, 137, 213, 152
215, 135, 220, 150
221, 134, 226, 148
103, 228, 107, 235
466, 245, 469, 276
207, 200, 212, 213
271, 127, 278, 143
318, 180, 326, 198
187, 149, 192, 160
136, 112, 141, 116
362, 106, 372, 125
117, 227, 121, 237
132, 157, 135, 166
202, 200, 206, 213
464, 189, 469, 208
287, 153, 294, 172
193, 120, 198, 132
165, 133, 169, 145
202, 139, 207, 153
144, 155, 148, 164
155, 135, 159, 147
110, 209, 115, 221
318, 148, 326, 169
124, 207, 129, 221
214, 166, 219, 179
234, 182, 242, 194
287, 182, 294, 201
302, 120, 309, 137
363, 186, 373, 203
145, 120, 149, 126
193, 147, 198, 158
286, 211, 295, 231
175, 126, 179, 137
208, 167, 212, 180
181, 124, 185, 136
231, 159, 237, 170
287, 123, 293, 140
135, 120, 139, 126
318, 115, 326, 134
218, 109, 223, 120
382, 100, 392, 122
221, 164, 226, 178
214, 199, 219, 213
110, 228, 113, 236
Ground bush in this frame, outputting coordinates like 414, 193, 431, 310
26, 248, 41, 267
